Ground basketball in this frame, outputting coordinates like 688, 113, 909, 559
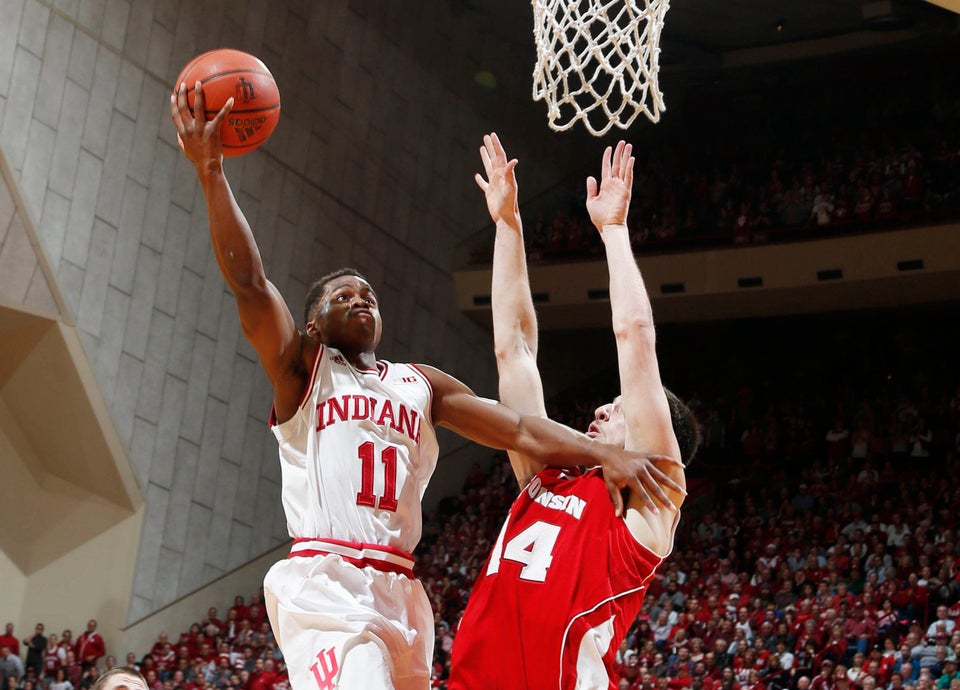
174, 49, 280, 157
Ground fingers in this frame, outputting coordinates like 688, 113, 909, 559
504, 159, 518, 176
210, 97, 234, 129
169, 90, 184, 131
600, 145, 612, 180
606, 478, 624, 518
479, 143, 492, 175
474, 172, 488, 191
629, 477, 661, 514
649, 464, 685, 495
611, 140, 625, 178
173, 82, 191, 127
642, 469, 674, 506
619, 142, 632, 179
193, 81, 204, 123
586, 176, 598, 200
490, 132, 507, 161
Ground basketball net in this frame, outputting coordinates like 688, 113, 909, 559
531, 0, 669, 136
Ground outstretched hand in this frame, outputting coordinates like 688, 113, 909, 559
169, 81, 234, 169
586, 140, 635, 231
597, 445, 685, 517
475, 132, 520, 226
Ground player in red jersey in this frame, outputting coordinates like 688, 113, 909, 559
449, 134, 698, 689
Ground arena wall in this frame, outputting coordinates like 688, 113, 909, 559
0, 0, 559, 632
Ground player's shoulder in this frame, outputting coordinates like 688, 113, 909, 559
380, 360, 434, 385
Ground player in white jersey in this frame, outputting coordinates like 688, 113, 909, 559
171, 85, 671, 690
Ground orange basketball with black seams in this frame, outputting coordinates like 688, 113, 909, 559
174, 49, 281, 157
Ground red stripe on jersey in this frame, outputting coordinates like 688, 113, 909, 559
288, 549, 414, 578
293, 537, 415, 561
290, 537, 415, 577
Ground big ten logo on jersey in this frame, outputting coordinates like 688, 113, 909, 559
309, 648, 338, 690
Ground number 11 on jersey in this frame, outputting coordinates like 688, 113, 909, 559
486, 518, 561, 582
355, 441, 399, 512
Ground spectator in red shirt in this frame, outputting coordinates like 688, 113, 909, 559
228, 596, 250, 624
76, 621, 105, 670
142, 668, 162, 690
62, 651, 82, 689
0, 625, 18, 658
56, 631, 73, 661
821, 625, 849, 666
152, 643, 175, 680
844, 602, 878, 656
204, 606, 223, 630
42, 634, 63, 679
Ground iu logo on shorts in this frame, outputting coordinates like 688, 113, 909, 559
309, 648, 339, 689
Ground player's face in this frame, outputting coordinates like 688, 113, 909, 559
309, 276, 382, 352
587, 395, 627, 448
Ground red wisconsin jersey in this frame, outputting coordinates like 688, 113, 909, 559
450, 467, 665, 690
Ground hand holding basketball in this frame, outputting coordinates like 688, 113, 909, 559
170, 81, 233, 168
170, 49, 281, 159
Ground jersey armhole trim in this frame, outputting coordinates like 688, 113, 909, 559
408, 363, 435, 427
269, 343, 324, 427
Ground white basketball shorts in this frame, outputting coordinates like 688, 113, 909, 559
263, 538, 434, 690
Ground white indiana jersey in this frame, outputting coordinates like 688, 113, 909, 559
270, 345, 439, 553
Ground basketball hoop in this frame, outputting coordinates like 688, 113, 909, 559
531, 0, 670, 136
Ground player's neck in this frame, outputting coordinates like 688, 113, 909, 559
342, 348, 377, 371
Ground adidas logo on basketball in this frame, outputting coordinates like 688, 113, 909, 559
229, 114, 268, 143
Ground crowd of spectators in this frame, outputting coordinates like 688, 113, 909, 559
0, 601, 287, 690
0, 620, 110, 690
511, 133, 956, 261
466, 52, 960, 264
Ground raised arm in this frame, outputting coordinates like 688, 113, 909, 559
170, 83, 307, 421
586, 141, 686, 553
420, 365, 678, 517
476, 132, 548, 488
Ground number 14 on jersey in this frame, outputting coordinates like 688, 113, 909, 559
487, 518, 561, 583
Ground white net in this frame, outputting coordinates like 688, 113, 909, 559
531, 0, 670, 136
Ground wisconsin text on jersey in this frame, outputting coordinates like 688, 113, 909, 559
526, 475, 587, 519
315, 394, 421, 443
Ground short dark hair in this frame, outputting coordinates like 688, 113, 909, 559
664, 387, 700, 466
303, 268, 367, 325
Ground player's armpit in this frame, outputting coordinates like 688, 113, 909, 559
622, 456, 685, 556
